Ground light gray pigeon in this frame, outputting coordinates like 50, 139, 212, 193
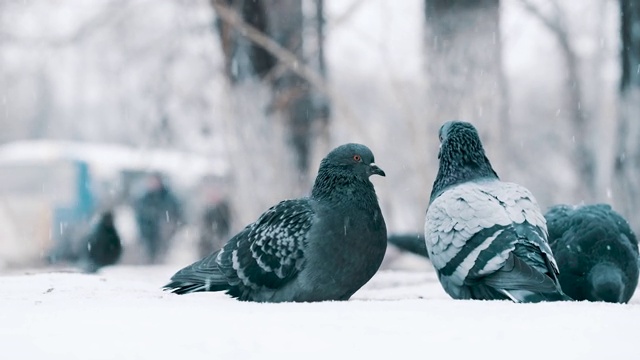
546, 203, 639, 303
163, 143, 387, 302
424, 121, 569, 302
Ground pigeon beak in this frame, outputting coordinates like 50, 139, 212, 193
368, 164, 385, 177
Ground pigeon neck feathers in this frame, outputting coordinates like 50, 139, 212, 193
311, 161, 379, 207
311, 143, 381, 209
430, 121, 499, 203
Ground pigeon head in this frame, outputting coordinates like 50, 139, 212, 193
430, 121, 498, 203
321, 143, 385, 178
312, 143, 385, 200
437, 121, 484, 158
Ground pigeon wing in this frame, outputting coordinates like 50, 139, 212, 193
547, 203, 638, 253
425, 181, 554, 293
221, 199, 314, 291
592, 204, 638, 250
544, 204, 576, 245
166, 199, 314, 297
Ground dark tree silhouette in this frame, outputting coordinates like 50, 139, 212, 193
214, 0, 275, 82
614, 0, 640, 231
520, 0, 596, 202
211, 0, 329, 173
423, 0, 508, 161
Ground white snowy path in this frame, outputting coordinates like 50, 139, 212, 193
1, 265, 639, 360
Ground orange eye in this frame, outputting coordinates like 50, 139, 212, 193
353, 154, 361, 162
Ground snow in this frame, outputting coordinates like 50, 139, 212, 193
2, 265, 639, 360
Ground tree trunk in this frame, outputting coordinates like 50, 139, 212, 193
424, 0, 507, 163
614, 0, 640, 231
214, 0, 275, 82
262, 0, 314, 174
519, 0, 597, 202
211, 0, 328, 176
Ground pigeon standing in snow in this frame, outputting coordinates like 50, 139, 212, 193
546, 204, 639, 303
424, 121, 568, 302
164, 143, 387, 302
79, 211, 122, 273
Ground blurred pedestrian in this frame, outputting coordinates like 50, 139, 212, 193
197, 187, 232, 258
133, 173, 182, 264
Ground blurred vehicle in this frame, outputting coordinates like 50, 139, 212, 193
0, 158, 93, 268
0, 140, 227, 269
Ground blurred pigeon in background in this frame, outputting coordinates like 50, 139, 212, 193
424, 121, 568, 302
546, 204, 639, 303
164, 143, 387, 302
78, 211, 122, 273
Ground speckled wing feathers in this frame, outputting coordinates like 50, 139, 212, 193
425, 181, 558, 297
228, 199, 312, 290
166, 199, 314, 297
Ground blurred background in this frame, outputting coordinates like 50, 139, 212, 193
0, 0, 638, 271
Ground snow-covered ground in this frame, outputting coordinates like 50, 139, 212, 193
2, 263, 639, 360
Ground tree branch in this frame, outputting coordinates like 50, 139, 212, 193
519, 0, 569, 47
210, 0, 329, 96
2, 0, 132, 47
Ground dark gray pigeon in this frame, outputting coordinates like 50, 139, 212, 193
424, 121, 569, 302
546, 204, 639, 303
78, 211, 122, 273
163, 143, 387, 302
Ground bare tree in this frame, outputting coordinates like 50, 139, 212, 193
423, 0, 508, 163
214, 0, 275, 82
210, 0, 329, 175
519, 0, 597, 202
614, 0, 640, 231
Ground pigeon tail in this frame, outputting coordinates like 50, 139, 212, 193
162, 253, 231, 295
387, 233, 429, 258
163, 279, 229, 295
163, 273, 230, 295
482, 253, 571, 303
500, 289, 572, 303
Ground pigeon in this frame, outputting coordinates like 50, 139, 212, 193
387, 233, 429, 259
424, 120, 568, 302
545, 204, 639, 303
163, 143, 387, 302
78, 211, 122, 273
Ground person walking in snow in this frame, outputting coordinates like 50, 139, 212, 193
133, 173, 183, 264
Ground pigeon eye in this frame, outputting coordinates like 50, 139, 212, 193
353, 154, 362, 162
